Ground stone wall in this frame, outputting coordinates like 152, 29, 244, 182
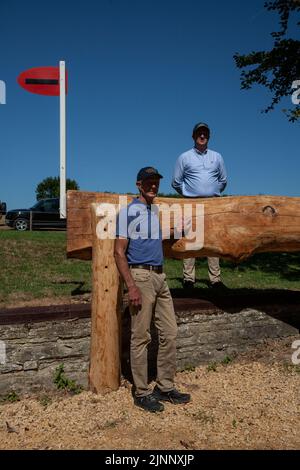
0, 295, 299, 396
0, 317, 90, 396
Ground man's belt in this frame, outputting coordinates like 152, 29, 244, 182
129, 264, 163, 273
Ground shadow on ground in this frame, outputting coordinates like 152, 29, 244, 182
50, 281, 91, 296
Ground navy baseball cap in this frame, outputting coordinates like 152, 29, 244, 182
136, 166, 163, 181
192, 122, 210, 138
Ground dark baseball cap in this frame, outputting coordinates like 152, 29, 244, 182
192, 122, 210, 137
136, 166, 163, 181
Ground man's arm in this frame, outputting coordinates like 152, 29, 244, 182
218, 154, 227, 193
114, 237, 142, 308
171, 156, 184, 195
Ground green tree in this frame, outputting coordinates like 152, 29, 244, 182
234, 0, 300, 121
35, 176, 79, 200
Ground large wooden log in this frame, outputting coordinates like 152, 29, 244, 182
67, 191, 300, 262
89, 203, 122, 393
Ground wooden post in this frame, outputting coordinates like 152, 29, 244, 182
89, 203, 122, 393
29, 211, 33, 231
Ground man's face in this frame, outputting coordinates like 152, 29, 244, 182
137, 176, 160, 199
194, 128, 209, 147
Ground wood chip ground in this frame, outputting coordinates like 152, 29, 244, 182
0, 337, 299, 450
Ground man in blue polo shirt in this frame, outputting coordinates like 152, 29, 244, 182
172, 122, 227, 289
114, 167, 191, 413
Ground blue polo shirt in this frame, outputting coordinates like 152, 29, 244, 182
116, 198, 163, 266
172, 147, 227, 197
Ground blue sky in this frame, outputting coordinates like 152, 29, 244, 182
1, 0, 299, 209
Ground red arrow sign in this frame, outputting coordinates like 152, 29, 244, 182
17, 66, 68, 96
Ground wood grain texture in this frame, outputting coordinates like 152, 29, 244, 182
89, 203, 122, 393
67, 191, 300, 262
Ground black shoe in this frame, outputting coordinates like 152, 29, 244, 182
134, 393, 164, 412
210, 281, 228, 290
183, 280, 194, 289
153, 386, 191, 404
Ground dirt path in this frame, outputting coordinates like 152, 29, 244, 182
0, 337, 299, 450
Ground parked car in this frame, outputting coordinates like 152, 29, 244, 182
0, 201, 6, 215
5, 198, 66, 231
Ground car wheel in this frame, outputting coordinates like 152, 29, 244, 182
14, 218, 29, 231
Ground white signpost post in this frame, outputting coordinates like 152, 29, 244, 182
59, 61, 66, 219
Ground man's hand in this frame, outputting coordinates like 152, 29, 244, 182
128, 284, 142, 308
114, 237, 142, 309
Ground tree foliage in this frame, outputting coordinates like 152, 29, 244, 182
234, 0, 300, 121
36, 176, 79, 200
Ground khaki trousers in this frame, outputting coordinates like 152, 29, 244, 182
183, 257, 221, 284
129, 269, 178, 397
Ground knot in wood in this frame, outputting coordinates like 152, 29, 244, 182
262, 205, 276, 216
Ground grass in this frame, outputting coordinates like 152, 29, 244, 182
165, 253, 300, 290
53, 364, 83, 394
39, 395, 52, 408
221, 355, 233, 365
0, 391, 20, 403
0, 230, 299, 305
186, 409, 214, 424
282, 363, 300, 374
0, 230, 91, 304
207, 362, 218, 372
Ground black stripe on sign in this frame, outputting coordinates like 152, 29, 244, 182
25, 78, 59, 85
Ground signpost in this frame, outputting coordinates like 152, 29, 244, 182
59, 61, 66, 219
18, 62, 68, 219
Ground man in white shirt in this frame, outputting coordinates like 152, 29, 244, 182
172, 122, 227, 289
